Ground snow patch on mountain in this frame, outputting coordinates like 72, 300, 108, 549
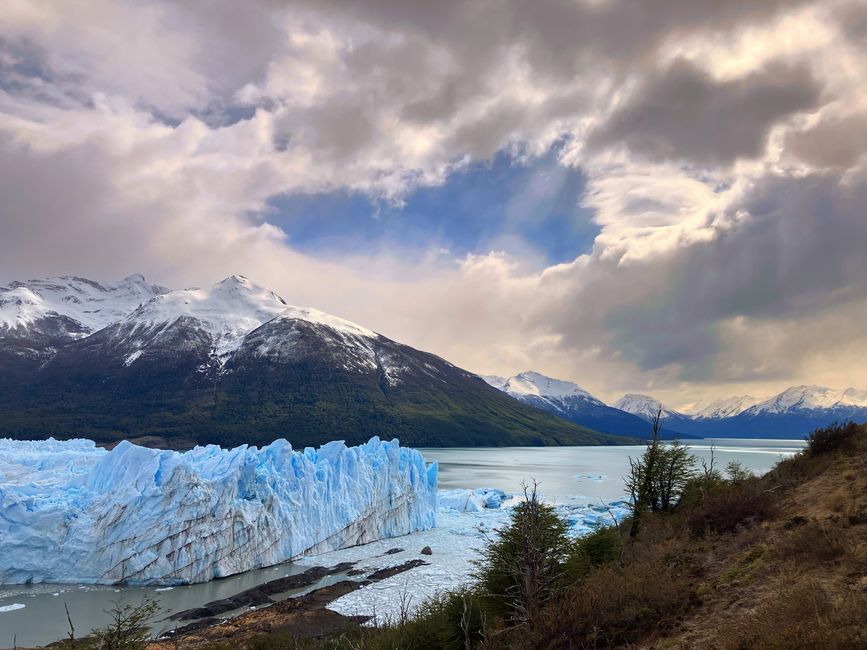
481, 375, 508, 391
0, 437, 437, 585
0, 275, 166, 334
614, 393, 684, 421
746, 385, 867, 415
503, 371, 599, 402
120, 275, 289, 356
686, 395, 759, 419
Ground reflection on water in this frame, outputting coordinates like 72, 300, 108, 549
0, 439, 803, 647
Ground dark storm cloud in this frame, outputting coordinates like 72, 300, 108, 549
540, 169, 867, 380
587, 60, 822, 165
786, 112, 867, 169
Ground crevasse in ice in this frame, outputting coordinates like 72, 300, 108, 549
0, 436, 437, 585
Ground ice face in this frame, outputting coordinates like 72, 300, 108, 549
0, 437, 437, 585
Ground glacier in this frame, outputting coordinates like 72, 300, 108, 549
0, 437, 437, 586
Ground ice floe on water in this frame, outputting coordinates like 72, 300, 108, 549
437, 487, 510, 512
308, 494, 632, 624
0, 603, 25, 613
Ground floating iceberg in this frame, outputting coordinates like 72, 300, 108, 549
0, 437, 437, 585
438, 488, 509, 512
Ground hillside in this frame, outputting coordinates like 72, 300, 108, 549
0, 275, 620, 449
505, 422, 867, 649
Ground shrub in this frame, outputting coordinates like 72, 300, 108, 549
774, 519, 847, 564
397, 589, 491, 650
522, 559, 693, 649
685, 478, 774, 537
90, 597, 160, 650
475, 485, 570, 625
725, 460, 754, 483
563, 526, 622, 583
626, 439, 696, 518
806, 421, 859, 455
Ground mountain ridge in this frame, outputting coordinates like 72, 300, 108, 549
484, 372, 689, 439
0, 274, 624, 449
486, 371, 867, 439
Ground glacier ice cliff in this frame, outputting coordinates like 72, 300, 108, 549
0, 437, 437, 585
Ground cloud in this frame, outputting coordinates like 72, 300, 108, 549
586, 60, 821, 165
785, 111, 867, 169
0, 0, 865, 406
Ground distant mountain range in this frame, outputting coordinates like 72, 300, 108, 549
485, 372, 867, 439
0, 275, 623, 449
482, 371, 690, 439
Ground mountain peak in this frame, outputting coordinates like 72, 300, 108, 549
219, 274, 250, 285
505, 371, 596, 401
687, 395, 759, 419
613, 393, 682, 421
750, 385, 867, 414
1, 275, 165, 334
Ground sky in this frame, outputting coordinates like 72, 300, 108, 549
1, 0, 866, 407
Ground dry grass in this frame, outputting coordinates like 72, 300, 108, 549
716, 576, 867, 650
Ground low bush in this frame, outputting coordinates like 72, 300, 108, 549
806, 421, 859, 455
517, 559, 693, 649
774, 519, 847, 564
563, 525, 622, 583
685, 478, 774, 537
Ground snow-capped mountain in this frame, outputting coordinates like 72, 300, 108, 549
484, 372, 689, 439
500, 371, 602, 405
0, 274, 167, 333
686, 395, 759, 419
747, 385, 867, 415
0, 274, 621, 449
613, 393, 698, 430
614, 387, 867, 438
0, 275, 167, 354
114, 275, 290, 357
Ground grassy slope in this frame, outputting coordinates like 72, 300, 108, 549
518, 423, 867, 649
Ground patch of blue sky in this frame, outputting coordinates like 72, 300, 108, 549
265, 148, 600, 265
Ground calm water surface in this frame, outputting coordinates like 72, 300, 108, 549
421, 438, 803, 503
0, 439, 803, 647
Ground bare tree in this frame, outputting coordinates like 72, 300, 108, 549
65, 602, 76, 649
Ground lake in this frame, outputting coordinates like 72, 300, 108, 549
0, 439, 803, 647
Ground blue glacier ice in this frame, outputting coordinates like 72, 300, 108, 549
0, 437, 437, 585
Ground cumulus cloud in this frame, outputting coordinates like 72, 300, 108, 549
0, 0, 865, 405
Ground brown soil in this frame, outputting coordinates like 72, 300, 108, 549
146, 559, 429, 649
